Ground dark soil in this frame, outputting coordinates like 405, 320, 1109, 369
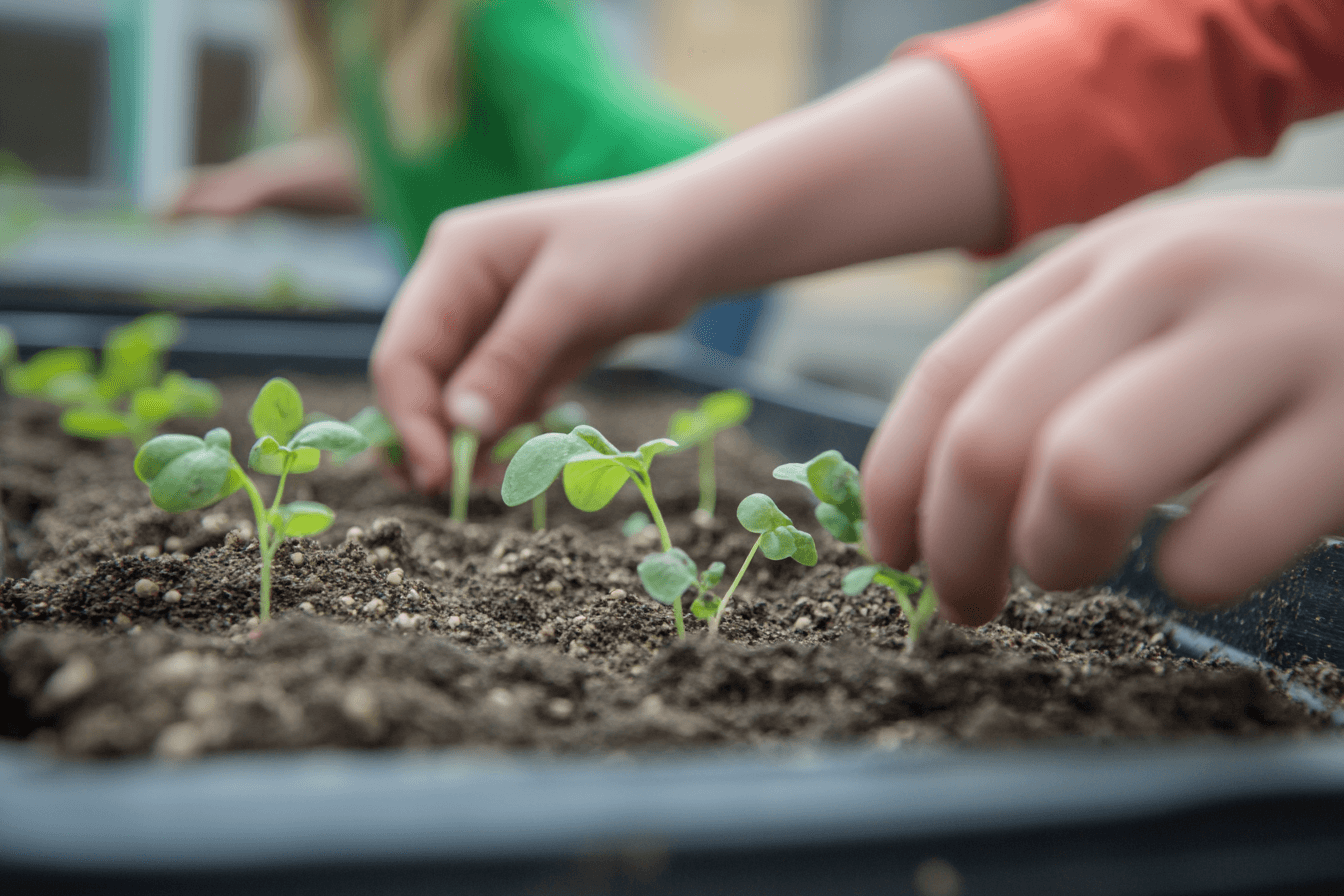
0, 377, 1336, 760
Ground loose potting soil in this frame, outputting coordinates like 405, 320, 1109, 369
0, 377, 1335, 759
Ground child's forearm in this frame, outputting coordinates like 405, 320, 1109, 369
654, 57, 1007, 298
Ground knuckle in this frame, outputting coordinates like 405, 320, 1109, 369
940, 410, 1023, 501
1037, 428, 1132, 522
907, 340, 976, 410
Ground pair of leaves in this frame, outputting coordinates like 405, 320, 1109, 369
247, 378, 368, 476
3, 346, 94, 399
59, 372, 221, 442
841, 564, 922, 597
97, 312, 179, 401
501, 425, 677, 512
736, 493, 818, 565
342, 406, 403, 464
637, 548, 724, 620
774, 450, 864, 543
666, 389, 752, 448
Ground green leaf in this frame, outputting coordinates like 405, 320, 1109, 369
290, 420, 369, 456
500, 431, 590, 505
760, 527, 797, 561
873, 567, 924, 596
699, 389, 751, 428
159, 372, 221, 418
666, 409, 711, 447
736, 493, 792, 534
637, 438, 679, 467
99, 314, 177, 399
60, 407, 132, 441
140, 439, 235, 512
815, 502, 861, 543
771, 461, 810, 488
491, 422, 540, 462
44, 370, 99, 405
135, 434, 208, 483
248, 435, 286, 475
621, 511, 652, 537
339, 406, 398, 462
909, 586, 939, 639
700, 561, 725, 589
288, 447, 321, 474
787, 527, 818, 566
130, 386, 175, 425
541, 401, 587, 434
205, 428, 232, 451
841, 565, 880, 596
570, 424, 619, 456
249, 377, 304, 443
806, 451, 860, 507
277, 501, 335, 537
637, 549, 698, 606
690, 595, 721, 620
562, 455, 630, 511
4, 347, 94, 397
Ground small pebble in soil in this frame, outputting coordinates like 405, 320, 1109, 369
290, 552, 305, 566
248, 616, 260, 627
546, 698, 574, 721
386, 569, 404, 586
394, 612, 415, 629
299, 601, 315, 614
345, 526, 364, 541
339, 595, 355, 607
114, 613, 132, 627
173, 552, 190, 562
793, 615, 813, 631
544, 580, 563, 594
363, 598, 386, 616
608, 588, 626, 601
164, 536, 185, 553
135, 578, 160, 598
42, 655, 97, 703
137, 545, 161, 558
537, 623, 555, 641
572, 614, 586, 624
374, 546, 393, 564
691, 508, 716, 529
162, 589, 182, 605
447, 615, 462, 628
569, 642, 590, 658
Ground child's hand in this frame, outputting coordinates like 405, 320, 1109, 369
167, 135, 364, 218
862, 192, 1344, 625
369, 178, 701, 494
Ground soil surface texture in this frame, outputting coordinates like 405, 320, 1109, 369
1, 376, 1336, 760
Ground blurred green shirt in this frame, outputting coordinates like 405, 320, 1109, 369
330, 0, 716, 261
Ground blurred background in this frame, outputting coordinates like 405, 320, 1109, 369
2, 0, 1343, 394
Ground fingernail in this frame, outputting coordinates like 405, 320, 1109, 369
450, 391, 493, 434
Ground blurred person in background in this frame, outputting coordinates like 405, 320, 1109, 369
370, 0, 1344, 627
171, 0, 763, 355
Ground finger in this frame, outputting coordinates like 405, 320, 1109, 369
370, 212, 541, 491
1011, 318, 1310, 594
861, 243, 1091, 574
1158, 393, 1344, 607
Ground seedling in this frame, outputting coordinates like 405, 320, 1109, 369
666, 389, 752, 517
134, 377, 368, 621
335, 406, 474, 522
501, 422, 678, 556
774, 450, 937, 645
450, 427, 478, 522
492, 401, 588, 529
1, 313, 219, 446
639, 493, 816, 637
342, 406, 403, 466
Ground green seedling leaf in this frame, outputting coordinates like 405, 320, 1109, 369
248, 435, 321, 476
700, 389, 752, 428
290, 419, 369, 456
563, 453, 632, 511
771, 461, 810, 488
492, 422, 541, 462
500, 431, 590, 505
736, 493, 793, 533
158, 372, 221, 417
842, 565, 879, 596
622, 511, 652, 537
60, 408, 133, 440
249, 377, 305, 443
785, 527, 818, 565
4, 346, 94, 398
700, 561, 725, 590
637, 438, 679, 467
343, 406, 402, 464
873, 566, 924, 595
99, 313, 178, 399
571, 424, 619, 456
815, 502, 861, 543
806, 451, 861, 507
666, 408, 710, 447
690, 595, 721, 620
131, 386, 175, 425
45, 370, 99, 405
276, 501, 335, 537
637, 548, 698, 606
135, 430, 239, 512
760, 526, 797, 561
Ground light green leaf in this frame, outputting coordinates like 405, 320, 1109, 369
637, 438, 679, 467
700, 561, 725, 589
666, 409, 711, 447
562, 455, 630, 511
135, 434, 207, 483
249, 377, 304, 443
637, 548, 698, 605
288, 446, 321, 474
786, 527, 817, 566
277, 501, 335, 537
248, 435, 286, 474
60, 407, 132, 440
146, 443, 234, 512
760, 527, 797, 561
842, 565, 880, 596
815, 502, 861, 543
689, 595, 721, 620
290, 420, 369, 456
736, 493, 792, 534
771, 461, 810, 488
500, 431, 590, 505
570, 424, 619, 456
44, 370, 99, 405
699, 389, 751, 428
130, 386, 175, 425
873, 567, 924, 596
204, 428, 232, 451
159, 372, 220, 417
5, 347, 94, 397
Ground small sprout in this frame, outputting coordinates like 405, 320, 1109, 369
636, 493, 814, 638
621, 511, 652, 537
2, 313, 219, 446
492, 401, 588, 530
667, 389, 752, 517
450, 427, 479, 522
134, 377, 368, 622
774, 451, 936, 645
502, 423, 678, 550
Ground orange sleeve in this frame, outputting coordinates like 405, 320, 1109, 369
903, 0, 1344, 247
